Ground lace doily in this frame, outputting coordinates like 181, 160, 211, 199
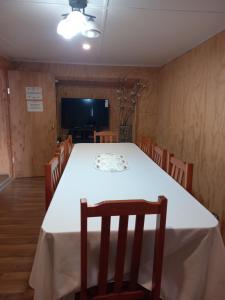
95, 153, 128, 172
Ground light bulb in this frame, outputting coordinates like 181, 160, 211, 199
57, 11, 87, 39
82, 43, 91, 50
57, 19, 76, 40
82, 19, 101, 38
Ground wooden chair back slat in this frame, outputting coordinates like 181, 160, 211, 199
152, 196, 167, 300
94, 131, 119, 143
81, 199, 88, 299
137, 136, 152, 158
98, 216, 111, 295
64, 135, 73, 161
45, 156, 60, 211
167, 153, 193, 193
171, 164, 179, 181
152, 145, 166, 170
114, 216, 129, 292
80, 197, 167, 300
56, 142, 67, 174
129, 215, 145, 290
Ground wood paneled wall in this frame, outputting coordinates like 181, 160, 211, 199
0, 57, 12, 175
14, 63, 159, 140
8, 71, 57, 177
14, 63, 158, 82
0, 57, 12, 69
156, 30, 225, 240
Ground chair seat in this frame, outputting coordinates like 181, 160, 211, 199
75, 281, 163, 300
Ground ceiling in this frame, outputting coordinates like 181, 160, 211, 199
0, 0, 225, 66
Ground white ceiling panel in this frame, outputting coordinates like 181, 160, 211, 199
0, 0, 225, 66
159, 0, 225, 12
87, 0, 108, 8
101, 6, 225, 65
3, 0, 107, 7
109, 0, 225, 12
6, 0, 66, 4
108, 0, 159, 10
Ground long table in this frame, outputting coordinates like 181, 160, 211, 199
30, 143, 225, 300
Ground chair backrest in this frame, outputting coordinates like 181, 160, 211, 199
80, 197, 167, 300
94, 131, 119, 143
56, 142, 67, 174
167, 152, 193, 193
151, 144, 167, 170
45, 156, 60, 211
137, 136, 153, 157
65, 135, 73, 161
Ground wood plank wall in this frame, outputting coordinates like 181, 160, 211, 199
156, 30, 225, 240
14, 63, 159, 140
0, 57, 12, 175
8, 71, 57, 178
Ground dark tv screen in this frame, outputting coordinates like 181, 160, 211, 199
61, 98, 109, 129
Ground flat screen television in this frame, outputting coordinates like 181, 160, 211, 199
61, 98, 109, 129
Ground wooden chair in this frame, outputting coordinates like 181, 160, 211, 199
77, 196, 167, 300
65, 135, 73, 161
56, 142, 67, 174
167, 152, 193, 193
94, 131, 119, 143
137, 136, 153, 157
151, 145, 167, 170
45, 156, 60, 211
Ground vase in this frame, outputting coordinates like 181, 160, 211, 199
119, 125, 132, 142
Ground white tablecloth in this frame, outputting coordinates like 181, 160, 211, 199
30, 143, 225, 300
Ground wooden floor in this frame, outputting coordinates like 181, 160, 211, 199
0, 175, 9, 183
0, 175, 11, 192
0, 178, 45, 300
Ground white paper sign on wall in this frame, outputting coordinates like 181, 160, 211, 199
27, 100, 43, 112
26, 87, 43, 100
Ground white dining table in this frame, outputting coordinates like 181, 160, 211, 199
30, 143, 225, 300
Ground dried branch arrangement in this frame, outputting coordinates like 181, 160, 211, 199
116, 78, 146, 142
117, 78, 146, 127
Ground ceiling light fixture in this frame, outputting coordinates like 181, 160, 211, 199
82, 43, 91, 50
57, 0, 101, 40
82, 19, 101, 39
57, 11, 87, 40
